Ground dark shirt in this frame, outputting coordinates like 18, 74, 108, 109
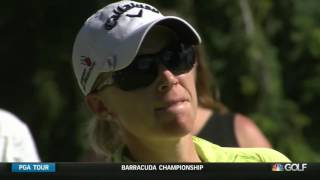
197, 112, 239, 147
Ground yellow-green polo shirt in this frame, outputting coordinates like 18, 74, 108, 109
112, 136, 291, 162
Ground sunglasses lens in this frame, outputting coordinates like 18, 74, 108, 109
113, 44, 195, 91
113, 57, 158, 91
162, 45, 195, 75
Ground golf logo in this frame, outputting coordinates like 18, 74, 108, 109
272, 163, 307, 172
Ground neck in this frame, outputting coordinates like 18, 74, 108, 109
192, 106, 213, 135
123, 134, 201, 163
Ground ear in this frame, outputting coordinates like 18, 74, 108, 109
85, 94, 110, 117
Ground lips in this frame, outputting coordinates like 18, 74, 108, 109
155, 98, 188, 111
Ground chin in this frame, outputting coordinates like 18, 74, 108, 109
154, 104, 196, 137
160, 114, 195, 137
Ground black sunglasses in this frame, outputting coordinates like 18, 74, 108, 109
96, 43, 196, 91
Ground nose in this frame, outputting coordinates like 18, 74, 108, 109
156, 64, 179, 92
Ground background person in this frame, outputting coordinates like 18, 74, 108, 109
72, 0, 290, 162
193, 46, 272, 148
0, 109, 40, 162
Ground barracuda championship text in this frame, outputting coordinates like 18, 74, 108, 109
121, 164, 204, 171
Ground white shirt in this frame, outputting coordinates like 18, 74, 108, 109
0, 109, 40, 162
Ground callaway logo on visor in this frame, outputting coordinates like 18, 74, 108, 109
104, 2, 160, 30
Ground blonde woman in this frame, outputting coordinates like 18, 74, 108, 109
72, 0, 289, 162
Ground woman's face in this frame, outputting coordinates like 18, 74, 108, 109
98, 27, 198, 141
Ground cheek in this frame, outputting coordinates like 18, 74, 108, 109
107, 93, 143, 117
178, 70, 198, 111
102, 90, 154, 130
189, 80, 198, 114
184, 70, 197, 100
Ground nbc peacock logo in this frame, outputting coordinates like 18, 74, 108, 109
272, 164, 284, 171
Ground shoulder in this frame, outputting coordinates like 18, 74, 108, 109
224, 147, 291, 162
234, 114, 272, 148
0, 109, 29, 137
234, 114, 261, 133
193, 136, 290, 162
0, 109, 40, 162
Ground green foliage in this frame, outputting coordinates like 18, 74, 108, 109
191, 0, 320, 161
1, 0, 319, 161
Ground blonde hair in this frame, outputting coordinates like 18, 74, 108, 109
87, 116, 121, 159
87, 73, 122, 159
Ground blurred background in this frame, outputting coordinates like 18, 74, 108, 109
1, 0, 319, 162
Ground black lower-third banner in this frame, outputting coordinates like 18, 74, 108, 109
0, 163, 318, 179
